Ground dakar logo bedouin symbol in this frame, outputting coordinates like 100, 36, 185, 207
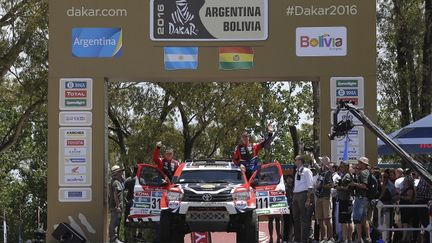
169, 0, 198, 36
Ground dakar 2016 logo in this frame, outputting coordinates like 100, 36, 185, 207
169, 0, 197, 36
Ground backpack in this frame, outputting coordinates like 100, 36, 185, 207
366, 173, 379, 200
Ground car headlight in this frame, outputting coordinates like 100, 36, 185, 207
233, 191, 250, 201
167, 191, 183, 201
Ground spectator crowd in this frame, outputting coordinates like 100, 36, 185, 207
280, 155, 432, 243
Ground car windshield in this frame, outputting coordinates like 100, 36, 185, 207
139, 166, 165, 186
254, 166, 281, 186
176, 170, 245, 184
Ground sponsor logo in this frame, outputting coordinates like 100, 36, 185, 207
256, 209, 271, 215
168, 0, 197, 36
202, 193, 213, 202
296, 27, 347, 56
270, 196, 286, 202
336, 89, 358, 97
138, 197, 151, 203
201, 184, 216, 189
65, 130, 86, 137
420, 144, 432, 149
336, 97, 358, 105
65, 165, 87, 175
72, 27, 122, 58
169, 201, 180, 209
149, 210, 160, 214
65, 90, 87, 98
256, 191, 269, 197
64, 148, 87, 156
269, 191, 283, 196
65, 99, 87, 107
64, 175, 87, 183
235, 201, 247, 209
66, 81, 87, 89
66, 139, 85, 146
270, 202, 287, 208
68, 191, 83, 198
134, 203, 151, 208
135, 191, 151, 197
65, 157, 87, 164
152, 191, 163, 197
336, 80, 358, 87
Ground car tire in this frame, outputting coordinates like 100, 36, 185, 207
240, 210, 258, 243
160, 210, 185, 243
160, 210, 173, 242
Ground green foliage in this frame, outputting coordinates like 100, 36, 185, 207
108, 82, 314, 169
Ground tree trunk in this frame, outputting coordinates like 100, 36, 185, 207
289, 125, 299, 159
393, 0, 412, 126
312, 81, 320, 157
422, 0, 432, 117
108, 106, 128, 161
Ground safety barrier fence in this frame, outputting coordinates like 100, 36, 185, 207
375, 200, 432, 243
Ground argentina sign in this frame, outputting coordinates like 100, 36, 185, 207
150, 0, 268, 41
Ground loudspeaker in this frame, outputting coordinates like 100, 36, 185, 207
52, 223, 86, 243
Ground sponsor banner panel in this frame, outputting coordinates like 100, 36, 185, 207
59, 78, 93, 110
59, 127, 92, 187
59, 188, 92, 202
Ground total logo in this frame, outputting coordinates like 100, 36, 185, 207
296, 27, 347, 56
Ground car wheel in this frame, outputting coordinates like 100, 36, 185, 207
242, 210, 258, 243
160, 210, 173, 242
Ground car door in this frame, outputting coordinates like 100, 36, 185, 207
249, 162, 289, 216
128, 164, 170, 222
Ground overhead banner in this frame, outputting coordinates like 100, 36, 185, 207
150, 0, 268, 41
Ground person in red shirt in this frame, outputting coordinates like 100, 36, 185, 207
152, 141, 179, 180
232, 124, 274, 178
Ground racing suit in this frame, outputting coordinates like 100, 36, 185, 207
232, 132, 273, 178
152, 147, 179, 180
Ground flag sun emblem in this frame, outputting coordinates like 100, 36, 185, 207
233, 54, 240, 62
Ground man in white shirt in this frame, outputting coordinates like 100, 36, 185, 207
292, 155, 314, 243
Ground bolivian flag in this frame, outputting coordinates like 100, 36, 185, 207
219, 47, 254, 70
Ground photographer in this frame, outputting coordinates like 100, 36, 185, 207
335, 161, 354, 243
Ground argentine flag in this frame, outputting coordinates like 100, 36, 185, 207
164, 47, 198, 70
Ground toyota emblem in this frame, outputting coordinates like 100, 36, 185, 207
202, 193, 213, 202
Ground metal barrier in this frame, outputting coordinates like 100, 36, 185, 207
375, 200, 432, 243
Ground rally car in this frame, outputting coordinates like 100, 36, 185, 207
249, 162, 289, 216
159, 160, 289, 243
125, 163, 171, 242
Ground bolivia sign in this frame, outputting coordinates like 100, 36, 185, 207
296, 27, 347, 57
150, 0, 268, 41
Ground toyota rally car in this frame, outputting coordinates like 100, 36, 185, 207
159, 160, 289, 243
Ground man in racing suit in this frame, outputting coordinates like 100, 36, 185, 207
152, 142, 179, 180
232, 124, 274, 179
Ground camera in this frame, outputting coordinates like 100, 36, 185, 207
328, 120, 354, 140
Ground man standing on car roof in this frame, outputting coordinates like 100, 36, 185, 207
232, 123, 274, 179
153, 142, 179, 180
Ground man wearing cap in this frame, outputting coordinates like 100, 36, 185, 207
232, 124, 274, 179
349, 157, 372, 243
292, 155, 314, 243
315, 156, 334, 242
153, 141, 179, 180
109, 165, 125, 242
